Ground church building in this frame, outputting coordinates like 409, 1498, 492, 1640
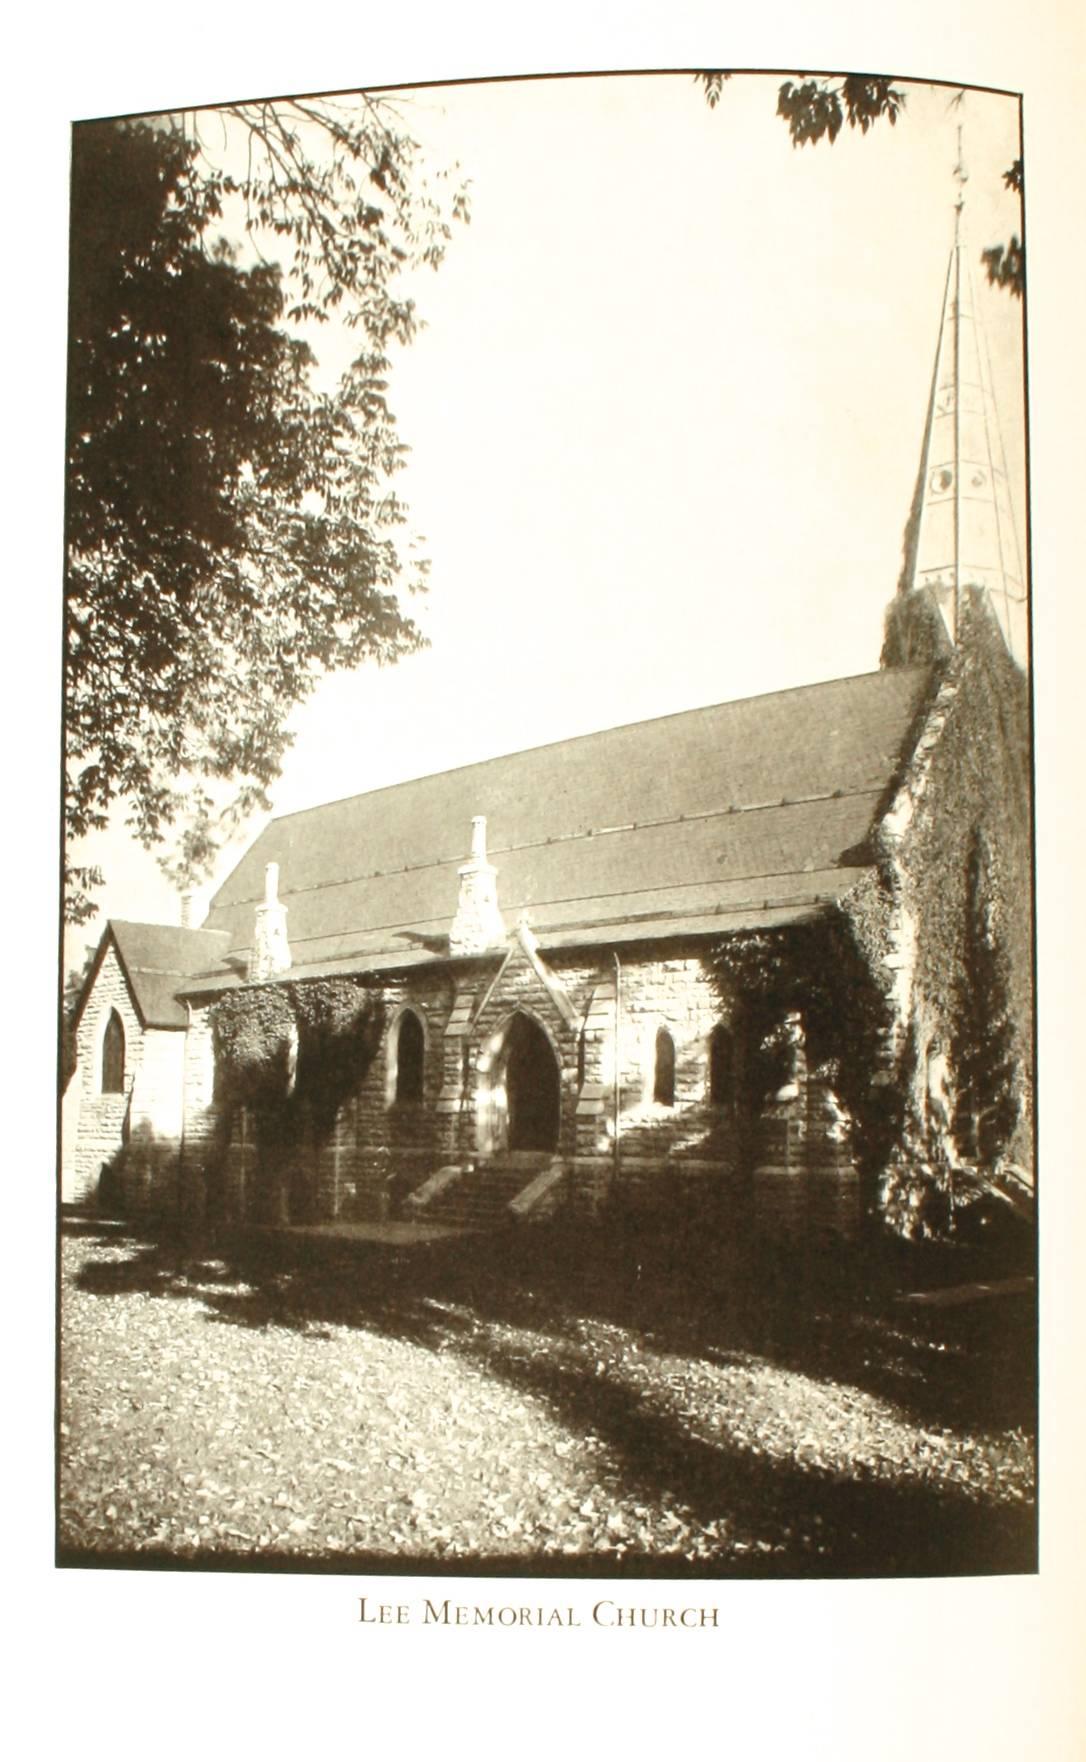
61, 203, 1034, 1242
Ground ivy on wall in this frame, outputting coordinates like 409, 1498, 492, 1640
892, 596, 1033, 1175
711, 598, 1033, 1239
709, 877, 901, 1191
290, 978, 386, 1131
211, 983, 296, 1108
209, 977, 386, 1208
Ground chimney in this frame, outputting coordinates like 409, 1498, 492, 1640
179, 891, 192, 929
248, 861, 292, 981
449, 816, 506, 956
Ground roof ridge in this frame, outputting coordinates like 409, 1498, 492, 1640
224, 785, 885, 909
263, 667, 927, 828
109, 920, 228, 937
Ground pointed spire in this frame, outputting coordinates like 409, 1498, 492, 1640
890, 126, 1027, 668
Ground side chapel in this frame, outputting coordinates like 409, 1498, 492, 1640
61, 202, 1034, 1240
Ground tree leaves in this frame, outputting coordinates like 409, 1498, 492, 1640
694, 73, 731, 110
982, 236, 1025, 298
65, 105, 466, 919
776, 76, 906, 147
697, 73, 1024, 301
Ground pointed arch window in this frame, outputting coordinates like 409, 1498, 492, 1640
394, 1010, 425, 1105
653, 1027, 676, 1107
101, 1010, 125, 1095
709, 1024, 734, 1107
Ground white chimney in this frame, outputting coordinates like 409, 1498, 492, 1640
248, 861, 292, 981
449, 816, 506, 956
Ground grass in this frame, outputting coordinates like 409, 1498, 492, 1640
57, 1206, 1036, 1577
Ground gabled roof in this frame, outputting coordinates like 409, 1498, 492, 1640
195, 666, 934, 984
100, 922, 231, 1027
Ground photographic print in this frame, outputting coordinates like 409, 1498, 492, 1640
58, 69, 1036, 1582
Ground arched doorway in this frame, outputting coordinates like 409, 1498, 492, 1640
505, 1012, 561, 1152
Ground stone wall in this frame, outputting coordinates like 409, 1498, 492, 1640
172, 938, 862, 1238
65, 944, 145, 1205
197, 971, 459, 1226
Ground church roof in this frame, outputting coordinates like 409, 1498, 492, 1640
193, 666, 934, 986
105, 921, 231, 1027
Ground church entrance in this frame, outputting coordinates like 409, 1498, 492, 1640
504, 1012, 561, 1152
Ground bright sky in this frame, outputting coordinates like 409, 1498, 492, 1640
66, 72, 1026, 965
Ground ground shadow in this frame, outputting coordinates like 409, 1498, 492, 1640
66, 1208, 1037, 1432
61, 1209, 1036, 1577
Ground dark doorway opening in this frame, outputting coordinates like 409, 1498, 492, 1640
505, 1012, 561, 1151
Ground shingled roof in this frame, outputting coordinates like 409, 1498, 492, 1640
192, 667, 933, 986
198, 667, 935, 979
101, 922, 231, 1027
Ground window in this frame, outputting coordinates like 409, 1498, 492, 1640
709, 1024, 734, 1106
653, 1027, 675, 1107
101, 1010, 125, 1094
395, 1010, 425, 1104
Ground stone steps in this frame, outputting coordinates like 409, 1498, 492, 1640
414, 1153, 559, 1229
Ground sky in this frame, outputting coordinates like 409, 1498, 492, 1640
65, 72, 1026, 964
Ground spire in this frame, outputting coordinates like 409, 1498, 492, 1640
889, 125, 1027, 668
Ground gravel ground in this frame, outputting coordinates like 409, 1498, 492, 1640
58, 1223, 1035, 1575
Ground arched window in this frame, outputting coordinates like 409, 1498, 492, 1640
709, 1024, 734, 1106
653, 1027, 675, 1107
395, 1010, 425, 1104
101, 1010, 125, 1094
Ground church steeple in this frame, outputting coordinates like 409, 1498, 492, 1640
885, 127, 1027, 669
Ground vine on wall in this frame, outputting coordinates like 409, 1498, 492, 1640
209, 977, 385, 1206
211, 982, 297, 1107
711, 598, 1033, 1240
709, 876, 900, 1185
889, 596, 1034, 1194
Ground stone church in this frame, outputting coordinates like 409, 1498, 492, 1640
61, 218, 1033, 1240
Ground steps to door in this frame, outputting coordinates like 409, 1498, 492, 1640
407, 1153, 564, 1229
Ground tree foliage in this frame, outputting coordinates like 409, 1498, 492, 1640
694, 73, 1024, 297
981, 163, 1025, 296
65, 99, 466, 922
776, 75, 906, 144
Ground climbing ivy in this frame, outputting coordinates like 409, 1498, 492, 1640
290, 978, 385, 1131
210, 983, 296, 1108
210, 976, 384, 1126
711, 599, 1033, 1241
894, 595, 1033, 1174
206, 975, 385, 1224
709, 879, 901, 1186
